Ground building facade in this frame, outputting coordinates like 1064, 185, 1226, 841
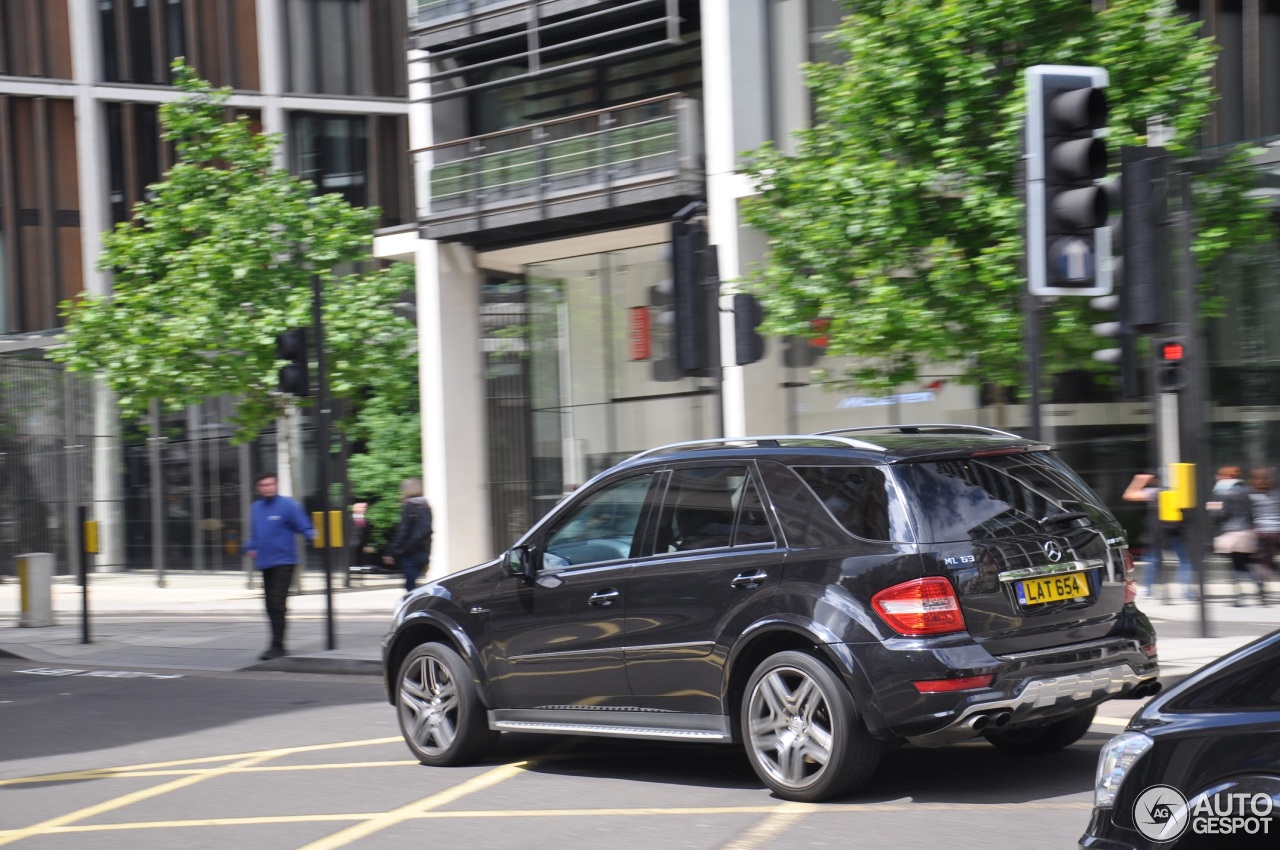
0, 0, 412, 573
383, 0, 1280, 579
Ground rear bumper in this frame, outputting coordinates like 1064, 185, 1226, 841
846, 633, 1158, 743
903, 662, 1158, 746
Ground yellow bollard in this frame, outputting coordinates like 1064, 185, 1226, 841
83, 520, 100, 554
1169, 462, 1196, 511
327, 511, 344, 548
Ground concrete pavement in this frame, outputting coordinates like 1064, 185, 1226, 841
2, 570, 1278, 685
0, 570, 402, 676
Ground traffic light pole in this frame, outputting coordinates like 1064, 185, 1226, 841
1175, 167, 1212, 638
311, 273, 336, 651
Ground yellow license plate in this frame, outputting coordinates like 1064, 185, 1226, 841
1017, 572, 1089, 606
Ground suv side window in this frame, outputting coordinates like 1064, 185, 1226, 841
655, 465, 771, 553
790, 465, 903, 542
542, 473, 655, 568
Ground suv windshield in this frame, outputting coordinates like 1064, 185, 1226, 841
891, 452, 1112, 543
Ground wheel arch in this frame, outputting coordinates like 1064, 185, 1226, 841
385, 612, 491, 708
723, 617, 887, 741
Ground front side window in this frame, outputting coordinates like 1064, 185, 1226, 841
542, 473, 655, 568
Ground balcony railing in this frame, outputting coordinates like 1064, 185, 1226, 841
416, 94, 702, 241
412, 0, 517, 26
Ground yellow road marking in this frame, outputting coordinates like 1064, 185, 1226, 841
0, 751, 278, 847
2, 800, 1097, 838
720, 803, 816, 850
0, 736, 405, 787
1091, 716, 1130, 728
295, 761, 530, 850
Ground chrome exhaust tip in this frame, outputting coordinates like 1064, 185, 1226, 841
967, 713, 990, 733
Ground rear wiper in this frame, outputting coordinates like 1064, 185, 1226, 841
1038, 511, 1088, 527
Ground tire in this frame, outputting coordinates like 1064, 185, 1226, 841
396, 642, 497, 766
741, 650, 881, 802
983, 707, 1097, 755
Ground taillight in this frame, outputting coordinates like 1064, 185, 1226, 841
1121, 547, 1138, 604
872, 576, 967, 636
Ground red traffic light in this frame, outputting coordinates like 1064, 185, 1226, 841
1160, 340, 1184, 362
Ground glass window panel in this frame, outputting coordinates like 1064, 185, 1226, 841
734, 477, 775, 546
292, 112, 369, 207
654, 466, 746, 553
286, 0, 375, 95
542, 473, 655, 567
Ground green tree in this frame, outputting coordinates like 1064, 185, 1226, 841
742, 0, 1271, 395
342, 263, 424, 544
53, 61, 415, 439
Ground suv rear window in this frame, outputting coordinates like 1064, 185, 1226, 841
891, 452, 1113, 543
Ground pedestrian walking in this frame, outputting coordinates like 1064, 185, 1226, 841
1206, 465, 1263, 606
1122, 471, 1195, 600
384, 478, 433, 593
243, 472, 315, 659
1248, 467, 1279, 603
350, 500, 378, 571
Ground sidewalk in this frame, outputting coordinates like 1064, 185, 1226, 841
1, 571, 1278, 684
0, 570, 403, 676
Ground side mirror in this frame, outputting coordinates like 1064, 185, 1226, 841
503, 545, 537, 579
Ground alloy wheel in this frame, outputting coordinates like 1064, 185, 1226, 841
746, 664, 836, 790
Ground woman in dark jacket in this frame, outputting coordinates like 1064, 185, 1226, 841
383, 478, 433, 593
1207, 465, 1263, 606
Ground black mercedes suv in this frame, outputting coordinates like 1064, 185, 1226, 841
382, 425, 1160, 802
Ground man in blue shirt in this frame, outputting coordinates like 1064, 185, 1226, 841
244, 472, 315, 660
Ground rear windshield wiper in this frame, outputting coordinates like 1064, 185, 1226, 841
1038, 511, 1088, 527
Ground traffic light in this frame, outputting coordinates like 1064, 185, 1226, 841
1156, 337, 1186, 393
733, 293, 766, 366
1025, 65, 1112, 296
783, 318, 829, 369
648, 277, 682, 382
1089, 294, 1139, 399
1120, 146, 1172, 332
671, 218, 712, 375
275, 328, 309, 396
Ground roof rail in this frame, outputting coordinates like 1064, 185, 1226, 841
814, 424, 1026, 440
624, 434, 887, 464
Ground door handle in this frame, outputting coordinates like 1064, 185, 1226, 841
588, 589, 620, 607
731, 571, 768, 589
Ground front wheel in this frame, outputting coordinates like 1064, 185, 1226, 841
983, 707, 1097, 755
741, 651, 881, 802
396, 642, 497, 766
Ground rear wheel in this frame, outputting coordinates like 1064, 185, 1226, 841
983, 707, 1097, 755
741, 651, 880, 802
396, 642, 497, 766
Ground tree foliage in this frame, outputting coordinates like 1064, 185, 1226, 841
52, 62, 416, 440
742, 0, 1271, 394
342, 264, 423, 543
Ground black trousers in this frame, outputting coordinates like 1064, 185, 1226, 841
261, 564, 295, 650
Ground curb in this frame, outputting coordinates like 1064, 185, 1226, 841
243, 655, 382, 676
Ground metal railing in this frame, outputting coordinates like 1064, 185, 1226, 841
413, 0, 519, 26
417, 94, 701, 219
